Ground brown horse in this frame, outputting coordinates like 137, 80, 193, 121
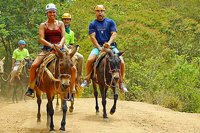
55, 46, 81, 112
35, 45, 77, 132
92, 49, 124, 118
9, 58, 33, 102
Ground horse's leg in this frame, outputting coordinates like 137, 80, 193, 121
23, 86, 27, 102
59, 98, 68, 131
100, 85, 108, 118
15, 85, 18, 103
46, 102, 50, 128
56, 94, 60, 110
69, 93, 74, 112
110, 86, 118, 115
46, 96, 55, 131
36, 91, 42, 122
21, 83, 26, 101
93, 81, 99, 114
69, 66, 76, 101
12, 85, 15, 103
12, 84, 18, 103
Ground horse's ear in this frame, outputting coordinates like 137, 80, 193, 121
54, 45, 64, 58
24, 58, 28, 62
117, 52, 124, 57
1, 57, 5, 62
69, 45, 78, 58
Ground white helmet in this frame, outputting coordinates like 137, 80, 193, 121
45, 3, 57, 13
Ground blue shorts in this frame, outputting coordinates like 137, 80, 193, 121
89, 45, 119, 57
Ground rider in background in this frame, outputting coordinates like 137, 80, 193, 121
25, 3, 66, 97
12, 40, 29, 72
81, 5, 128, 92
62, 13, 83, 84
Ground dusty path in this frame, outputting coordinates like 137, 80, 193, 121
0, 98, 200, 133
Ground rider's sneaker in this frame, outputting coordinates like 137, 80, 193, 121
119, 83, 128, 93
81, 80, 89, 87
25, 88, 35, 98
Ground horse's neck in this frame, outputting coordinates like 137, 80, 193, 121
16, 62, 25, 74
54, 57, 60, 78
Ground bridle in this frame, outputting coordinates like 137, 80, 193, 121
53, 57, 71, 90
104, 55, 120, 88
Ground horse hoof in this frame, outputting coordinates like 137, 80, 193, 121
69, 108, 73, 112
103, 114, 108, 119
110, 108, 116, 115
59, 130, 65, 133
103, 117, 109, 122
96, 111, 99, 115
50, 130, 55, 133
69, 107, 74, 112
59, 127, 65, 132
110, 110, 115, 115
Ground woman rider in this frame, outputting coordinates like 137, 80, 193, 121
25, 3, 67, 97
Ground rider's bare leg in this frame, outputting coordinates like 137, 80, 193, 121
85, 55, 96, 82
81, 55, 96, 87
25, 52, 46, 97
119, 56, 128, 92
76, 53, 83, 84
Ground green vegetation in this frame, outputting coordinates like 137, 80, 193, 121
0, 0, 200, 113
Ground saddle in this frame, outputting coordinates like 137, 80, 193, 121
92, 52, 107, 83
36, 53, 57, 86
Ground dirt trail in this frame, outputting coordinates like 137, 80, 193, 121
0, 98, 200, 133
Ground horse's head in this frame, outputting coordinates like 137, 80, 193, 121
0, 57, 5, 74
106, 50, 124, 85
54, 45, 78, 89
24, 58, 34, 70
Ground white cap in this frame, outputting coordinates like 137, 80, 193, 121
45, 3, 57, 13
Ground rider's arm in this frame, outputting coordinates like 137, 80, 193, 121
58, 21, 66, 48
38, 23, 54, 48
89, 32, 102, 50
107, 31, 117, 45
26, 49, 30, 59
106, 19, 117, 46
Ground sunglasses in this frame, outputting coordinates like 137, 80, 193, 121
62, 18, 71, 20
96, 10, 105, 12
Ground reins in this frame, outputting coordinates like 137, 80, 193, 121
103, 56, 120, 88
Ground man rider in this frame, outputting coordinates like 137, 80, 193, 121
62, 13, 83, 84
81, 5, 128, 92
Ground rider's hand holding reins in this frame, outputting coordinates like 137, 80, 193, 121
103, 42, 110, 49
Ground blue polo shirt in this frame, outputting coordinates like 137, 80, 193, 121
88, 18, 117, 46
